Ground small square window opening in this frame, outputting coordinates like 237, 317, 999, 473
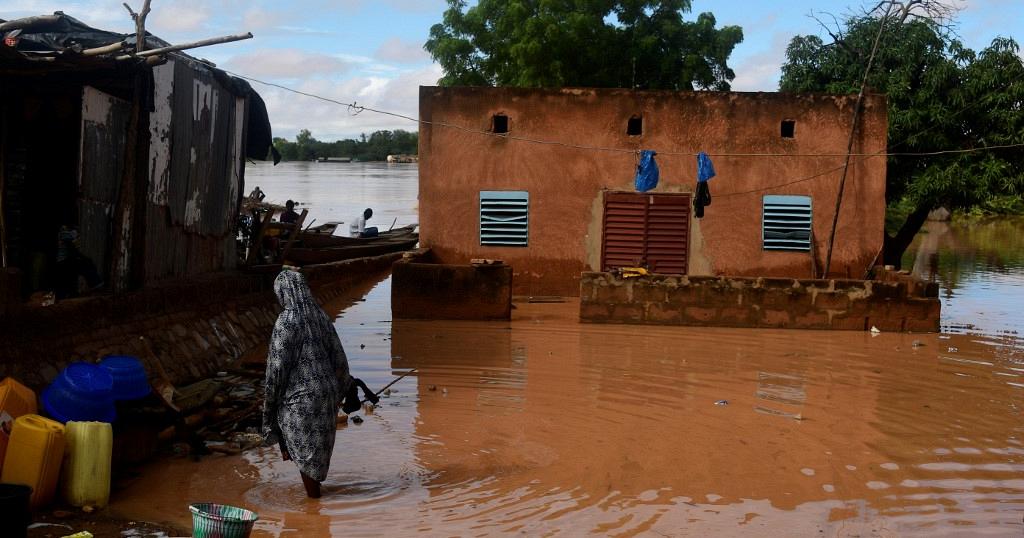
627, 116, 643, 136
492, 114, 509, 134
781, 120, 796, 138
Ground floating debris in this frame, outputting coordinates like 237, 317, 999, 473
428, 385, 437, 391
912, 340, 924, 348
870, 326, 881, 335
714, 400, 729, 406
351, 416, 364, 424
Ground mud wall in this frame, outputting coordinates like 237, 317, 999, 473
0, 253, 407, 391
579, 270, 940, 332
392, 258, 512, 321
418, 87, 888, 296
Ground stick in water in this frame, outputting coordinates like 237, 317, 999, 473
375, 368, 417, 397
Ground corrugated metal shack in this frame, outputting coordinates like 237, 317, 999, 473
0, 13, 276, 305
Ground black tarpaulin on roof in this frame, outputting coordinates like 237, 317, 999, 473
1, 12, 277, 162
0, 11, 170, 52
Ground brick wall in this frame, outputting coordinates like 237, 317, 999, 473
392, 255, 512, 321
579, 270, 940, 332
0, 252, 410, 391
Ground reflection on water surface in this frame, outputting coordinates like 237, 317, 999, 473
113, 276, 1024, 536
115, 168, 1023, 535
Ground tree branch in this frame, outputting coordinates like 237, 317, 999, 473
123, 0, 152, 53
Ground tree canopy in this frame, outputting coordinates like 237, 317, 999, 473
425, 0, 743, 90
780, 12, 1024, 265
272, 129, 418, 162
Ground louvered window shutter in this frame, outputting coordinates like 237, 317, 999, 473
480, 191, 529, 246
762, 195, 812, 251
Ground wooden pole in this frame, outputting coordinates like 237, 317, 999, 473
822, 3, 893, 278
114, 33, 253, 61
0, 104, 7, 268
0, 15, 62, 32
81, 41, 126, 57
279, 209, 307, 264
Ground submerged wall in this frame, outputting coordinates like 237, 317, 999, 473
0, 253, 408, 391
419, 87, 888, 296
392, 256, 512, 321
579, 269, 940, 332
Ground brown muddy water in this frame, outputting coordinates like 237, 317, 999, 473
111, 164, 1024, 537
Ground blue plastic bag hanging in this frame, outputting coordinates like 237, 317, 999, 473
694, 152, 715, 218
634, 150, 659, 192
697, 151, 716, 183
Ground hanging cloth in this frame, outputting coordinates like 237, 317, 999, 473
694, 152, 715, 218
634, 150, 659, 192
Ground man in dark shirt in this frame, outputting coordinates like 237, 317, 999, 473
281, 200, 300, 224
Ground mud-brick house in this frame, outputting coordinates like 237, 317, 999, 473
0, 13, 275, 306
417, 86, 888, 297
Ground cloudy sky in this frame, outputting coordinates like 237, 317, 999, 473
2, 1, 1020, 141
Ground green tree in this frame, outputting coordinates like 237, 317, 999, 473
780, 12, 1024, 266
425, 0, 743, 90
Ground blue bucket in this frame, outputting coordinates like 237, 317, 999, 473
100, 355, 151, 401
41, 363, 116, 423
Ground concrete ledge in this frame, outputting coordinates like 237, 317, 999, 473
580, 271, 940, 332
392, 255, 512, 321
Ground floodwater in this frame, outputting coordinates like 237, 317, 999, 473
110, 166, 1024, 536
244, 161, 419, 232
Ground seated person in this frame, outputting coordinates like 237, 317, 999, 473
280, 200, 300, 224
349, 208, 378, 238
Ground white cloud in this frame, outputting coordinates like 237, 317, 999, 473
730, 33, 791, 92
261, 63, 443, 140
374, 36, 430, 63
148, 0, 213, 34
225, 48, 352, 79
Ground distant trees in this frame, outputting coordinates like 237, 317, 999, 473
272, 129, 418, 162
425, 0, 743, 90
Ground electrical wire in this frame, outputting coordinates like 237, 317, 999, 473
212, 66, 1024, 160
180, 58, 1021, 199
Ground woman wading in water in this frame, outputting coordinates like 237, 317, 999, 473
262, 270, 372, 498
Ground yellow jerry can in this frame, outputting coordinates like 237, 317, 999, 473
0, 414, 65, 509
61, 421, 112, 508
0, 377, 39, 473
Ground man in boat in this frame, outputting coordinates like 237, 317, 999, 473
280, 200, 301, 224
349, 208, 378, 238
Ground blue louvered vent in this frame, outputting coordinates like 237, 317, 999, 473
480, 191, 529, 246
762, 195, 812, 251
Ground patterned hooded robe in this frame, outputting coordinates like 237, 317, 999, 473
263, 270, 352, 482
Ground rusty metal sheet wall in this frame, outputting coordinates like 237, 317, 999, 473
143, 59, 246, 283
601, 192, 690, 274
78, 86, 129, 278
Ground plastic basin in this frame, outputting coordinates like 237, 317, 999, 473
190, 503, 259, 538
99, 355, 151, 401
41, 364, 115, 424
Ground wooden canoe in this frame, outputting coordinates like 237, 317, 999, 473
298, 223, 418, 248
284, 234, 419, 265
